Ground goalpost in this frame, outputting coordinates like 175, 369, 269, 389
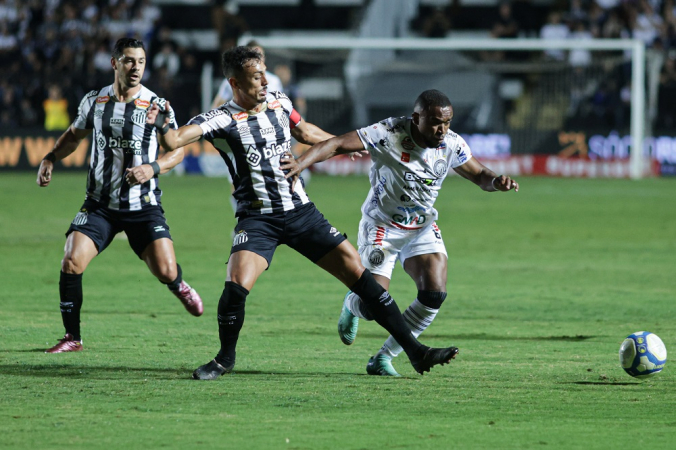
219, 37, 647, 179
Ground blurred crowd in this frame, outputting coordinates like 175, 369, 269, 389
1, 0, 676, 131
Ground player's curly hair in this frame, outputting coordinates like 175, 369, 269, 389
222, 46, 263, 79
112, 38, 145, 60
414, 90, 452, 112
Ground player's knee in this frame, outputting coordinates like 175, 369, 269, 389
155, 262, 177, 283
61, 254, 85, 274
417, 290, 447, 309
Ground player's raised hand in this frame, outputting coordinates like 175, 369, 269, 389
280, 151, 300, 191
493, 175, 519, 192
37, 159, 54, 187
147, 99, 171, 131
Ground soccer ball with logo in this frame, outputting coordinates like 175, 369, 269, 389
618, 331, 667, 379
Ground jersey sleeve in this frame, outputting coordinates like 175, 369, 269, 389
187, 108, 233, 140
72, 90, 98, 130
270, 91, 301, 129
356, 121, 389, 152
450, 135, 473, 168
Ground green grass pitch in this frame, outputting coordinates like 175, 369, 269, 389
1, 172, 675, 449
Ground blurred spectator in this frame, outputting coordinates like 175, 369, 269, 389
212, 0, 249, 52
43, 85, 70, 131
491, 1, 520, 39
540, 11, 569, 60
657, 56, 676, 128
0, 86, 19, 129
422, 8, 451, 38
568, 21, 593, 68
632, 0, 664, 46
274, 63, 306, 117
153, 42, 181, 78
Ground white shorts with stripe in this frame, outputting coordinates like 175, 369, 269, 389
356, 217, 447, 279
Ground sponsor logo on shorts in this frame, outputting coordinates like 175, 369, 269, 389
329, 227, 340, 237
402, 137, 415, 151
401, 152, 410, 162
135, 99, 150, 109
154, 226, 166, 232
72, 211, 88, 226
96, 96, 109, 104
368, 247, 385, 267
433, 159, 447, 177
110, 118, 125, 127
233, 230, 248, 246
131, 110, 146, 127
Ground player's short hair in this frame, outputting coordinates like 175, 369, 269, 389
112, 38, 146, 60
414, 90, 452, 112
222, 46, 263, 78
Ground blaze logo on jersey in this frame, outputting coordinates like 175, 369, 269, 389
402, 137, 415, 151
109, 136, 142, 154
233, 112, 248, 122
246, 145, 262, 166
134, 99, 150, 109
96, 96, 109, 104
433, 159, 447, 177
401, 152, 410, 162
263, 141, 291, 159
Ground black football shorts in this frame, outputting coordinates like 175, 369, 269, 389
230, 203, 347, 267
66, 199, 172, 258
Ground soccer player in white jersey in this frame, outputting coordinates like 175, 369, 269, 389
285, 89, 519, 376
148, 47, 460, 379
36, 38, 203, 354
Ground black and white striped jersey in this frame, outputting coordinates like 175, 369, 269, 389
188, 91, 310, 216
72, 85, 178, 211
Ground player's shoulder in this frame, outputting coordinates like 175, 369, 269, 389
365, 116, 406, 135
443, 128, 464, 146
188, 105, 233, 126
267, 90, 291, 109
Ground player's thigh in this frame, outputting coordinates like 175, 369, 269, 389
123, 207, 173, 259
401, 223, 448, 291
62, 231, 99, 274
227, 250, 269, 291
356, 219, 401, 280
284, 204, 347, 264
315, 240, 365, 287
140, 238, 177, 281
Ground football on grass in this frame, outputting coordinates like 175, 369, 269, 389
619, 331, 667, 379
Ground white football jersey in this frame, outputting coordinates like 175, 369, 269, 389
357, 117, 472, 230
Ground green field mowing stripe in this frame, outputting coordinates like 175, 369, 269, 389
1, 173, 675, 449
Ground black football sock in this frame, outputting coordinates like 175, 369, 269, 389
215, 281, 249, 366
59, 271, 83, 341
349, 269, 425, 360
164, 264, 182, 291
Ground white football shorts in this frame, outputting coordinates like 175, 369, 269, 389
357, 217, 447, 278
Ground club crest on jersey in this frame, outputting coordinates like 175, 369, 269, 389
135, 99, 150, 109
402, 137, 415, 151
233, 230, 248, 247
233, 112, 249, 122
268, 100, 281, 110
131, 110, 147, 127
96, 96, 109, 104
368, 247, 385, 267
433, 159, 447, 177
401, 152, 410, 162
246, 145, 262, 166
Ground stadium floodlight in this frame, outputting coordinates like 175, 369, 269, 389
238, 37, 646, 179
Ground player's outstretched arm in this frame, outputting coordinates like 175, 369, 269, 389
36, 125, 91, 187
454, 157, 519, 192
147, 100, 203, 151
283, 130, 366, 180
125, 147, 186, 187
290, 121, 335, 146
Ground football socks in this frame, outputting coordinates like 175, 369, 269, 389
379, 297, 441, 359
59, 271, 83, 341
215, 281, 249, 366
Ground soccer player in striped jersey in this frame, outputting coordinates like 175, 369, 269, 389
148, 46, 460, 379
284, 89, 519, 376
37, 38, 203, 354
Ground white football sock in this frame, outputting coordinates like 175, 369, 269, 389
378, 298, 439, 358
344, 291, 372, 319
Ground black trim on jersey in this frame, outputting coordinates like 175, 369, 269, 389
85, 92, 99, 195
118, 101, 137, 211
